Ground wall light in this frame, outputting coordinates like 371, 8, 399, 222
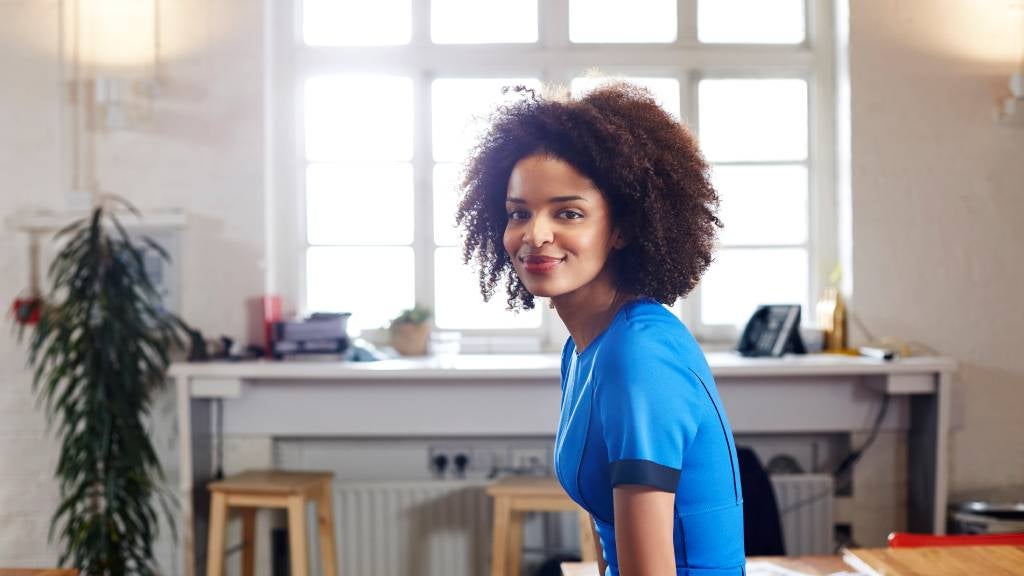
996, 2, 1024, 124
81, 0, 159, 130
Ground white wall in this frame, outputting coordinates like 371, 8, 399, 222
1, 0, 1022, 567
848, 0, 1024, 493
0, 0, 267, 567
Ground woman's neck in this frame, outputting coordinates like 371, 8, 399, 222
552, 273, 635, 354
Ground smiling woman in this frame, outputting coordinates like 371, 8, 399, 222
456, 82, 744, 576
457, 82, 720, 313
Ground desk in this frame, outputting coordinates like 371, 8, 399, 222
563, 547, 1024, 576
561, 555, 850, 575
844, 545, 1024, 575
170, 353, 955, 576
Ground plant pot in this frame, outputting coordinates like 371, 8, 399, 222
390, 322, 431, 356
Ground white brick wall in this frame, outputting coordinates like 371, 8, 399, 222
1, 0, 265, 569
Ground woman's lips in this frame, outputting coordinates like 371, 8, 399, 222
522, 255, 564, 274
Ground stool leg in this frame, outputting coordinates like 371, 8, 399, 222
241, 508, 256, 576
507, 510, 524, 576
206, 492, 228, 576
316, 479, 339, 576
491, 496, 511, 576
287, 495, 309, 576
577, 510, 596, 562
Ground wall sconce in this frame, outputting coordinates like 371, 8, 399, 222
996, 73, 1024, 125
996, 3, 1024, 124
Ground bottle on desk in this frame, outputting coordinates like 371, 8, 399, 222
816, 287, 848, 352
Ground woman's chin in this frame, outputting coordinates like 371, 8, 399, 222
521, 281, 562, 299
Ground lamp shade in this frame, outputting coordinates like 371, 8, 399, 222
85, 0, 156, 72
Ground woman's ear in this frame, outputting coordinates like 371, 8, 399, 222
612, 229, 628, 250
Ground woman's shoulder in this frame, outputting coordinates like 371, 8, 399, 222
598, 298, 706, 370
608, 298, 698, 346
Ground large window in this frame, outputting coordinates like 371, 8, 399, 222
270, 0, 836, 344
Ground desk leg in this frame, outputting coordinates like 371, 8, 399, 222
177, 377, 215, 576
177, 376, 195, 576
907, 371, 951, 534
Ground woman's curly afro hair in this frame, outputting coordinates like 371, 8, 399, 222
456, 81, 721, 311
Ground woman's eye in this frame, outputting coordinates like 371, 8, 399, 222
507, 210, 528, 220
559, 210, 583, 220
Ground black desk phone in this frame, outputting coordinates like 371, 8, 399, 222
736, 304, 806, 357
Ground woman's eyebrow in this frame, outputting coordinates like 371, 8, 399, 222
506, 195, 589, 204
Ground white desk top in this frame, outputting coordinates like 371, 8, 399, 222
169, 352, 955, 381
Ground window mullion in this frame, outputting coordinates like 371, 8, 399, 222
678, 0, 698, 46
414, 73, 434, 321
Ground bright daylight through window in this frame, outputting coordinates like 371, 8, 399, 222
289, 0, 828, 340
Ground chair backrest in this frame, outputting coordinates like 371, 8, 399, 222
888, 532, 1024, 548
737, 446, 786, 556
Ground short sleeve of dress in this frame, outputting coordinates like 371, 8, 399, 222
595, 330, 707, 492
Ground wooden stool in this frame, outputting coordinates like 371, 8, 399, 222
206, 470, 338, 576
486, 477, 597, 576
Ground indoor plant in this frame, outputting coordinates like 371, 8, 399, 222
388, 303, 432, 356
15, 198, 190, 574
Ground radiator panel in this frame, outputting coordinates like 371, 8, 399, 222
770, 474, 835, 556
312, 475, 832, 575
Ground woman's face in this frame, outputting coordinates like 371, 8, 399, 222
503, 154, 622, 300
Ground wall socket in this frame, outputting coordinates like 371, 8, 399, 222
510, 447, 549, 473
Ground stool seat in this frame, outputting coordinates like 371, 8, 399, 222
207, 470, 338, 576
487, 477, 597, 576
209, 470, 334, 495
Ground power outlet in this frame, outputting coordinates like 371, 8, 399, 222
428, 445, 503, 478
510, 447, 549, 473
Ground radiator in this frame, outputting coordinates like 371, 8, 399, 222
770, 474, 834, 556
318, 476, 832, 576
326, 480, 492, 576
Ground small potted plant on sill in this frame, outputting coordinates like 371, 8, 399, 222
389, 303, 432, 356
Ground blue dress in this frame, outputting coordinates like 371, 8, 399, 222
554, 298, 746, 575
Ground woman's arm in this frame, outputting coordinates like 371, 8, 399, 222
588, 516, 608, 576
612, 485, 677, 576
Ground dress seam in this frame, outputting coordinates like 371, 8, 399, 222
689, 366, 740, 503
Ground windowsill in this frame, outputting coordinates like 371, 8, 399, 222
168, 350, 956, 382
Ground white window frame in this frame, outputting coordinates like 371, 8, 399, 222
265, 0, 837, 349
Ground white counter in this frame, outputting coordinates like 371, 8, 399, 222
169, 351, 955, 380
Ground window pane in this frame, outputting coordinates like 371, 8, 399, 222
569, 0, 677, 43
434, 247, 542, 329
303, 0, 411, 46
305, 75, 412, 162
307, 163, 414, 246
434, 163, 461, 246
698, 0, 805, 44
700, 248, 808, 327
698, 79, 807, 163
432, 78, 540, 162
306, 246, 415, 332
713, 165, 808, 246
571, 77, 681, 120
432, 0, 538, 44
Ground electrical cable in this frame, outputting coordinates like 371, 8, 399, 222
776, 394, 890, 515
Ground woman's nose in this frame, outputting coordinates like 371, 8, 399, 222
523, 217, 553, 247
